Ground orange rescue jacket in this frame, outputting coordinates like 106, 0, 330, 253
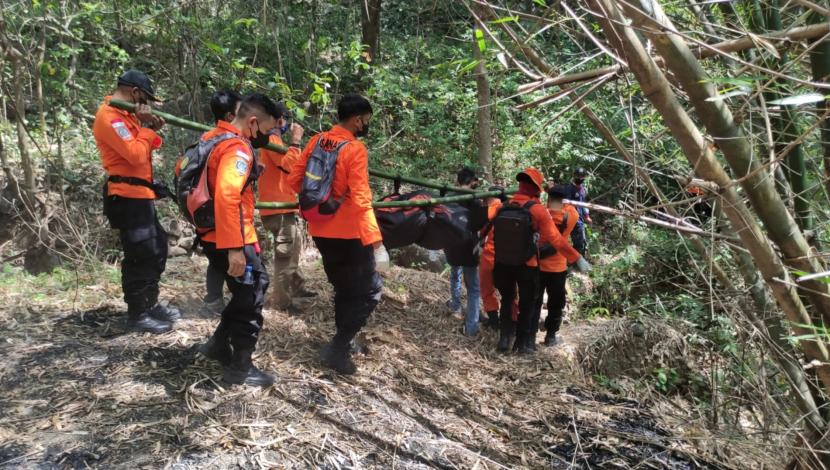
199, 121, 258, 249
258, 134, 302, 216
93, 96, 162, 199
480, 199, 502, 264
540, 204, 579, 273
288, 125, 381, 246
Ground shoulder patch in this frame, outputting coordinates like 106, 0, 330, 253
112, 120, 133, 141
235, 158, 249, 176
235, 149, 251, 162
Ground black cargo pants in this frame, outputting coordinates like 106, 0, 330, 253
313, 237, 383, 342
201, 242, 270, 351
494, 263, 540, 342
105, 196, 168, 315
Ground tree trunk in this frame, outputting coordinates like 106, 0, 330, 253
360, 0, 381, 63
591, 0, 830, 442
759, 1, 811, 232
624, 0, 830, 325
11, 52, 35, 207
808, 9, 830, 199
472, 19, 492, 179
35, 7, 48, 149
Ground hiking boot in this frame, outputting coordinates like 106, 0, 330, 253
127, 310, 173, 334
544, 331, 563, 347
198, 333, 232, 365
513, 333, 536, 354
320, 340, 357, 375
203, 296, 225, 315
486, 311, 500, 330
222, 348, 275, 387
497, 323, 514, 352
149, 303, 181, 323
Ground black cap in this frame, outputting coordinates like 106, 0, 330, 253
117, 69, 162, 102
547, 184, 568, 198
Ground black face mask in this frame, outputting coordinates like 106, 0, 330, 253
356, 119, 370, 138
574, 178, 584, 185
132, 90, 148, 106
249, 121, 270, 149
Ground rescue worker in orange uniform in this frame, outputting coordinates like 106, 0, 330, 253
93, 70, 180, 334
258, 103, 316, 314
203, 90, 242, 314
288, 94, 387, 375
533, 184, 579, 347
195, 93, 281, 387
493, 168, 590, 354
478, 187, 517, 329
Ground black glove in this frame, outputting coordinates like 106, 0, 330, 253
538, 242, 557, 259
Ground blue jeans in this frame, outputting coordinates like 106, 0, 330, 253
449, 265, 481, 335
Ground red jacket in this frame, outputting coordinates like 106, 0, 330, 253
288, 125, 381, 246
199, 121, 258, 249
93, 96, 162, 199
258, 134, 302, 216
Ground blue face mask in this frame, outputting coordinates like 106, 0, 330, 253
279, 122, 290, 135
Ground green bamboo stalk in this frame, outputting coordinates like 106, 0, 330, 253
255, 189, 509, 210
107, 99, 477, 194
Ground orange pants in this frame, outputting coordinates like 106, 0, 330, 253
479, 254, 520, 321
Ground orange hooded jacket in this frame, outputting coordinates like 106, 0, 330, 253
258, 134, 302, 216
540, 203, 579, 273
287, 125, 381, 246
199, 121, 258, 249
93, 96, 162, 199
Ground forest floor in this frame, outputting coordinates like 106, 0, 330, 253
0, 255, 767, 469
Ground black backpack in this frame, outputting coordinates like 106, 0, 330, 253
493, 201, 539, 266
173, 133, 257, 233
298, 137, 349, 223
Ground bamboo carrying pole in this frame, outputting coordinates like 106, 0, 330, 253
110, 99, 728, 240
107, 99, 477, 194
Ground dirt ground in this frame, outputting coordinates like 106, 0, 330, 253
0, 256, 762, 469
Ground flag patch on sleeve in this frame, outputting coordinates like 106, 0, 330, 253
235, 149, 251, 162
235, 158, 249, 176
112, 120, 133, 140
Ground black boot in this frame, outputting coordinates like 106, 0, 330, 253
198, 329, 232, 365
222, 348, 275, 387
486, 311, 500, 330
320, 334, 357, 375
127, 309, 173, 334
149, 303, 181, 323
513, 328, 536, 354
497, 322, 515, 352
544, 331, 562, 347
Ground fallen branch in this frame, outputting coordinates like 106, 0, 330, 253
518, 22, 830, 93
564, 199, 738, 241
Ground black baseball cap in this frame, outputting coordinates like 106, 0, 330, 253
548, 184, 569, 198
117, 69, 162, 102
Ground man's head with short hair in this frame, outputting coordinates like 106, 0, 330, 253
232, 93, 282, 138
337, 94, 373, 138
274, 102, 290, 131
210, 90, 242, 123
457, 166, 479, 189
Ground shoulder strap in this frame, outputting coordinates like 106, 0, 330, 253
562, 211, 569, 226
522, 200, 537, 210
